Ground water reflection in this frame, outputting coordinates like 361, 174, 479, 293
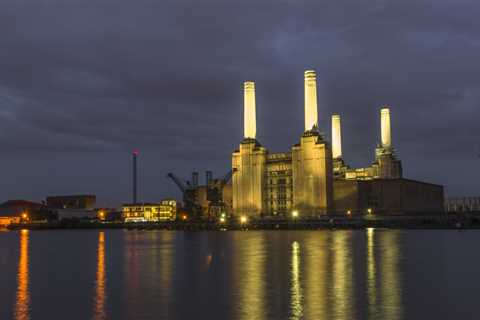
290, 241, 303, 320
123, 231, 174, 319
14, 230, 30, 320
303, 232, 329, 319
93, 232, 107, 320
157, 232, 174, 319
235, 232, 266, 320
124, 231, 141, 319
380, 231, 402, 320
367, 228, 377, 316
366, 229, 403, 320
331, 231, 355, 319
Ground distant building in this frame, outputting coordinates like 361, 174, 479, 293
123, 199, 177, 222
445, 197, 480, 213
46, 195, 96, 209
0, 200, 44, 226
97, 208, 123, 222
54, 209, 98, 220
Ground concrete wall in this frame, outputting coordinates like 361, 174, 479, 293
333, 178, 444, 214
232, 139, 267, 217
292, 133, 333, 215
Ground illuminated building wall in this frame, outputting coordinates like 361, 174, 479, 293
233, 70, 333, 217
232, 140, 267, 217
265, 153, 293, 216
0, 216, 21, 226
123, 200, 177, 222
292, 132, 333, 215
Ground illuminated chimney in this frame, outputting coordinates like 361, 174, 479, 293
304, 70, 318, 132
331, 114, 342, 159
244, 81, 256, 139
380, 107, 392, 148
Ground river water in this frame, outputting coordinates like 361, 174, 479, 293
0, 229, 479, 320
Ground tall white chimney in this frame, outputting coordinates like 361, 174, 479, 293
331, 114, 342, 159
304, 70, 318, 132
244, 81, 256, 139
380, 107, 391, 148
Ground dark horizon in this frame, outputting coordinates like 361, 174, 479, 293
1, 0, 479, 207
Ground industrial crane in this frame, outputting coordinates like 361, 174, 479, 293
166, 173, 202, 220
206, 169, 237, 218
167, 169, 237, 220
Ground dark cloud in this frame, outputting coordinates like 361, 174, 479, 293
0, 0, 479, 206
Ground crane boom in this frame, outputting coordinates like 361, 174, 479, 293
166, 173, 187, 193
221, 168, 237, 187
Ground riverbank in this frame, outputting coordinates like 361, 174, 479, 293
5, 213, 480, 231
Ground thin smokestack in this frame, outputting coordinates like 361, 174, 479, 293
206, 170, 213, 186
332, 114, 342, 159
132, 151, 138, 204
192, 171, 199, 187
380, 107, 391, 148
304, 70, 318, 132
244, 81, 256, 139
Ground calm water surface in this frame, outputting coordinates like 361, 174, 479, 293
1, 229, 479, 320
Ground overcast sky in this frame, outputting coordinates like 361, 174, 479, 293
0, 0, 479, 207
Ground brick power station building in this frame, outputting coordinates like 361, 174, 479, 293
231, 70, 443, 217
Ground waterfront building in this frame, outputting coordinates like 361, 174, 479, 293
122, 199, 177, 222
54, 209, 98, 220
232, 70, 444, 217
0, 200, 44, 226
232, 72, 333, 217
46, 194, 96, 210
445, 196, 480, 213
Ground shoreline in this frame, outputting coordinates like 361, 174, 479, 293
5, 214, 480, 231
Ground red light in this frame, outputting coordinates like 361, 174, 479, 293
133, 150, 139, 156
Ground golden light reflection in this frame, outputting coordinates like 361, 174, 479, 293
236, 232, 266, 320
304, 233, 328, 319
332, 231, 355, 319
380, 231, 402, 320
367, 228, 377, 317
93, 232, 106, 320
14, 229, 30, 320
290, 241, 303, 320
367, 229, 403, 319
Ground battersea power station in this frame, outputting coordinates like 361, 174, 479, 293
231, 70, 444, 217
